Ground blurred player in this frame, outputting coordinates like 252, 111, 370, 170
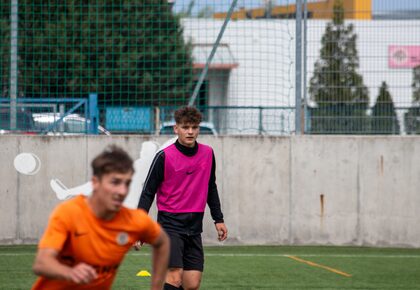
32, 145, 169, 290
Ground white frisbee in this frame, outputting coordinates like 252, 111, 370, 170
13, 153, 41, 175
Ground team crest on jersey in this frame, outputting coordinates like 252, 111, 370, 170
116, 232, 129, 246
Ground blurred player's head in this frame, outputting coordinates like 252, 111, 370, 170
92, 145, 134, 178
91, 145, 134, 216
174, 106, 202, 148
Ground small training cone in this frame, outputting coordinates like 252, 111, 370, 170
136, 270, 151, 277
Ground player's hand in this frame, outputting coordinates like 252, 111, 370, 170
68, 263, 97, 284
133, 240, 144, 251
215, 223, 228, 242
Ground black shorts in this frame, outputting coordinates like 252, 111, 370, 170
167, 232, 204, 272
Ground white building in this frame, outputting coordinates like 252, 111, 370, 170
182, 19, 420, 134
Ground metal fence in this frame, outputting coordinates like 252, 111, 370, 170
0, 0, 420, 135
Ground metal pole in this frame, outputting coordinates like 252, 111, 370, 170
186, 0, 195, 16
188, 0, 238, 106
59, 104, 65, 133
303, 0, 308, 134
265, 0, 273, 19
10, 0, 18, 130
155, 106, 160, 135
295, 0, 302, 134
89, 93, 98, 134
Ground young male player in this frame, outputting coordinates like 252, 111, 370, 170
138, 106, 228, 290
32, 145, 170, 290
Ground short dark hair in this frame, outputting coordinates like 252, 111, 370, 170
174, 106, 202, 125
91, 145, 134, 178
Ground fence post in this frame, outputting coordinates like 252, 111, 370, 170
10, 0, 18, 130
295, 0, 303, 134
89, 93, 98, 134
59, 104, 65, 133
303, 0, 308, 134
154, 106, 160, 135
258, 106, 263, 135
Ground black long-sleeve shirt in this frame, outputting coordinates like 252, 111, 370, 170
138, 140, 224, 235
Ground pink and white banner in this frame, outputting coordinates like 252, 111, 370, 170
389, 45, 420, 68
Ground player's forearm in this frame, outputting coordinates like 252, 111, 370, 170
33, 255, 73, 281
207, 185, 224, 223
138, 191, 155, 212
150, 232, 170, 290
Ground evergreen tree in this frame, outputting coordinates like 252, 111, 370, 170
0, 2, 10, 97
15, 0, 193, 106
404, 65, 420, 134
413, 65, 420, 104
371, 81, 399, 134
309, 0, 369, 134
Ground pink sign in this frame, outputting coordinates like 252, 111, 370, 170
389, 45, 420, 68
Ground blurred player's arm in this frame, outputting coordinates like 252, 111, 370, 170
149, 230, 170, 290
207, 152, 228, 241
32, 248, 97, 284
137, 151, 165, 212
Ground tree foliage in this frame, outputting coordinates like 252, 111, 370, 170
0, 2, 11, 97
412, 65, 420, 104
405, 65, 420, 134
309, 0, 369, 134
371, 81, 399, 134
8, 0, 193, 106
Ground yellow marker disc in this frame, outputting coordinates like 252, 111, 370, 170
136, 270, 151, 277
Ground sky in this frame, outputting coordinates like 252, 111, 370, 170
173, 0, 420, 14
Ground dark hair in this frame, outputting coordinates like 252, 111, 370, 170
174, 106, 202, 125
91, 145, 134, 178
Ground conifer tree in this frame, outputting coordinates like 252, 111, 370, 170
0, 2, 11, 96
412, 65, 420, 104
309, 0, 369, 134
371, 81, 399, 134
405, 65, 420, 134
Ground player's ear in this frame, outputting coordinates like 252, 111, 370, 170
91, 175, 100, 189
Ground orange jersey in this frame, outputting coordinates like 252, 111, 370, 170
32, 195, 161, 290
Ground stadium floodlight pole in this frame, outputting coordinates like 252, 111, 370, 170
188, 0, 238, 106
10, 0, 18, 130
295, 0, 303, 134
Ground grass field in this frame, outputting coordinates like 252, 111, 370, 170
1, 245, 420, 289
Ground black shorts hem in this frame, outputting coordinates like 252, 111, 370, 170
183, 266, 204, 272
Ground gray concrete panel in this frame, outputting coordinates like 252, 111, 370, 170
358, 137, 420, 247
2, 135, 420, 247
290, 136, 361, 245
211, 136, 290, 245
0, 137, 19, 244
17, 136, 89, 243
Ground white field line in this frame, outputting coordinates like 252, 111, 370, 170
2, 252, 420, 258
206, 253, 420, 258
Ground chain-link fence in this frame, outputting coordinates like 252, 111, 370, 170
305, 0, 420, 134
0, 0, 419, 135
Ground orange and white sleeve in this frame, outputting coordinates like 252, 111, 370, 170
136, 211, 162, 245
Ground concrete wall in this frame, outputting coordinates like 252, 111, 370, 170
1, 135, 420, 247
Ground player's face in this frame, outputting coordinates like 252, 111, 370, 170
174, 122, 200, 148
92, 171, 133, 213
